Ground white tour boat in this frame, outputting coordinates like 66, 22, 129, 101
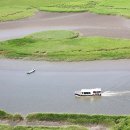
27, 69, 35, 74
75, 88, 102, 96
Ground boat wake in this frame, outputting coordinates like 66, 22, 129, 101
102, 91, 130, 97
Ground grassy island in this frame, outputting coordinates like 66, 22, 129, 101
0, 30, 130, 61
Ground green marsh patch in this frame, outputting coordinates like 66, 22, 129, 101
1, 30, 130, 61
28, 30, 79, 40
0, 7, 36, 22
0, 0, 130, 21
0, 110, 130, 130
0, 110, 23, 121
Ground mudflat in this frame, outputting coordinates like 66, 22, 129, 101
0, 12, 130, 41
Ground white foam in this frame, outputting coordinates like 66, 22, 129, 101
102, 91, 130, 97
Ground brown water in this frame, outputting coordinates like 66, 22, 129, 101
0, 59, 130, 115
1, 12, 130, 41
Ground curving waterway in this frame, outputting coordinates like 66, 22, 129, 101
0, 59, 130, 115
1, 12, 130, 41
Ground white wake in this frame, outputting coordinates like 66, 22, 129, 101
102, 91, 130, 97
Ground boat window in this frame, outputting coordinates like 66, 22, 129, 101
93, 91, 101, 93
84, 92, 91, 94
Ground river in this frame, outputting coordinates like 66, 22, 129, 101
0, 59, 130, 115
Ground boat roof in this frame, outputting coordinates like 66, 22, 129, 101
81, 88, 101, 92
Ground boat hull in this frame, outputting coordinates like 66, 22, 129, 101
75, 90, 102, 96
75, 93, 101, 96
27, 69, 35, 74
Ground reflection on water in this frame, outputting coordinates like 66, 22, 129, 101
75, 96, 102, 102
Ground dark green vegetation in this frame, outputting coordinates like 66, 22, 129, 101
27, 113, 130, 130
1, 110, 130, 130
113, 117, 130, 130
27, 113, 121, 125
0, 110, 23, 121
0, 30, 130, 61
0, 0, 130, 21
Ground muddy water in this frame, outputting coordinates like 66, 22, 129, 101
0, 59, 130, 115
1, 12, 130, 41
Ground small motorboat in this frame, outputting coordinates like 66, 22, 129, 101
75, 88, 102, 96
27, 69, 35, 74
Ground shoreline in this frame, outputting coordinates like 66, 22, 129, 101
0, 58, 130, 75
1, 58, 130, 63
0, 58, 130, 67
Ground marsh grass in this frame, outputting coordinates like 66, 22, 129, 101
0, 7, 36, 22
0, 110, 130, 130
0, 110, 23, 121
26, 113, 125, 126
0, 0, 130, 21
1, 30, 130, 61
113, 117, 130, 130
28, 30, 79, 40
26, 113, 130, 129
0, 110, 12, 120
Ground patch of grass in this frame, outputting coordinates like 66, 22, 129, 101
0, 110, 12, 120
0, 0, 130, 21
1, 30, 130, 61
0, 110, 23, 121
26, 113, 125, 126
0, 7, 37, 22
113, 117, 130, 130
89, 0, 130, 18
1, 110, 130, 129
28, 30, 79, 40
26, 113, 130, 129
12, 114, 24, 122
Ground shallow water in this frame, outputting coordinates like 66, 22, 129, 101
0, 59, 130, 115
1, 12, 130, 41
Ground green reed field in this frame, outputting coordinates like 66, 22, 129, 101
0, 0, 130, 21
0, 110, 130, 130
0, 30, 130, 61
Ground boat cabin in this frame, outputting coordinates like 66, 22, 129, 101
75, 88, 102, 96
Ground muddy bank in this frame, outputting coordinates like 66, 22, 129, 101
0, 120, 108, 130
0, 12, 130, 41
